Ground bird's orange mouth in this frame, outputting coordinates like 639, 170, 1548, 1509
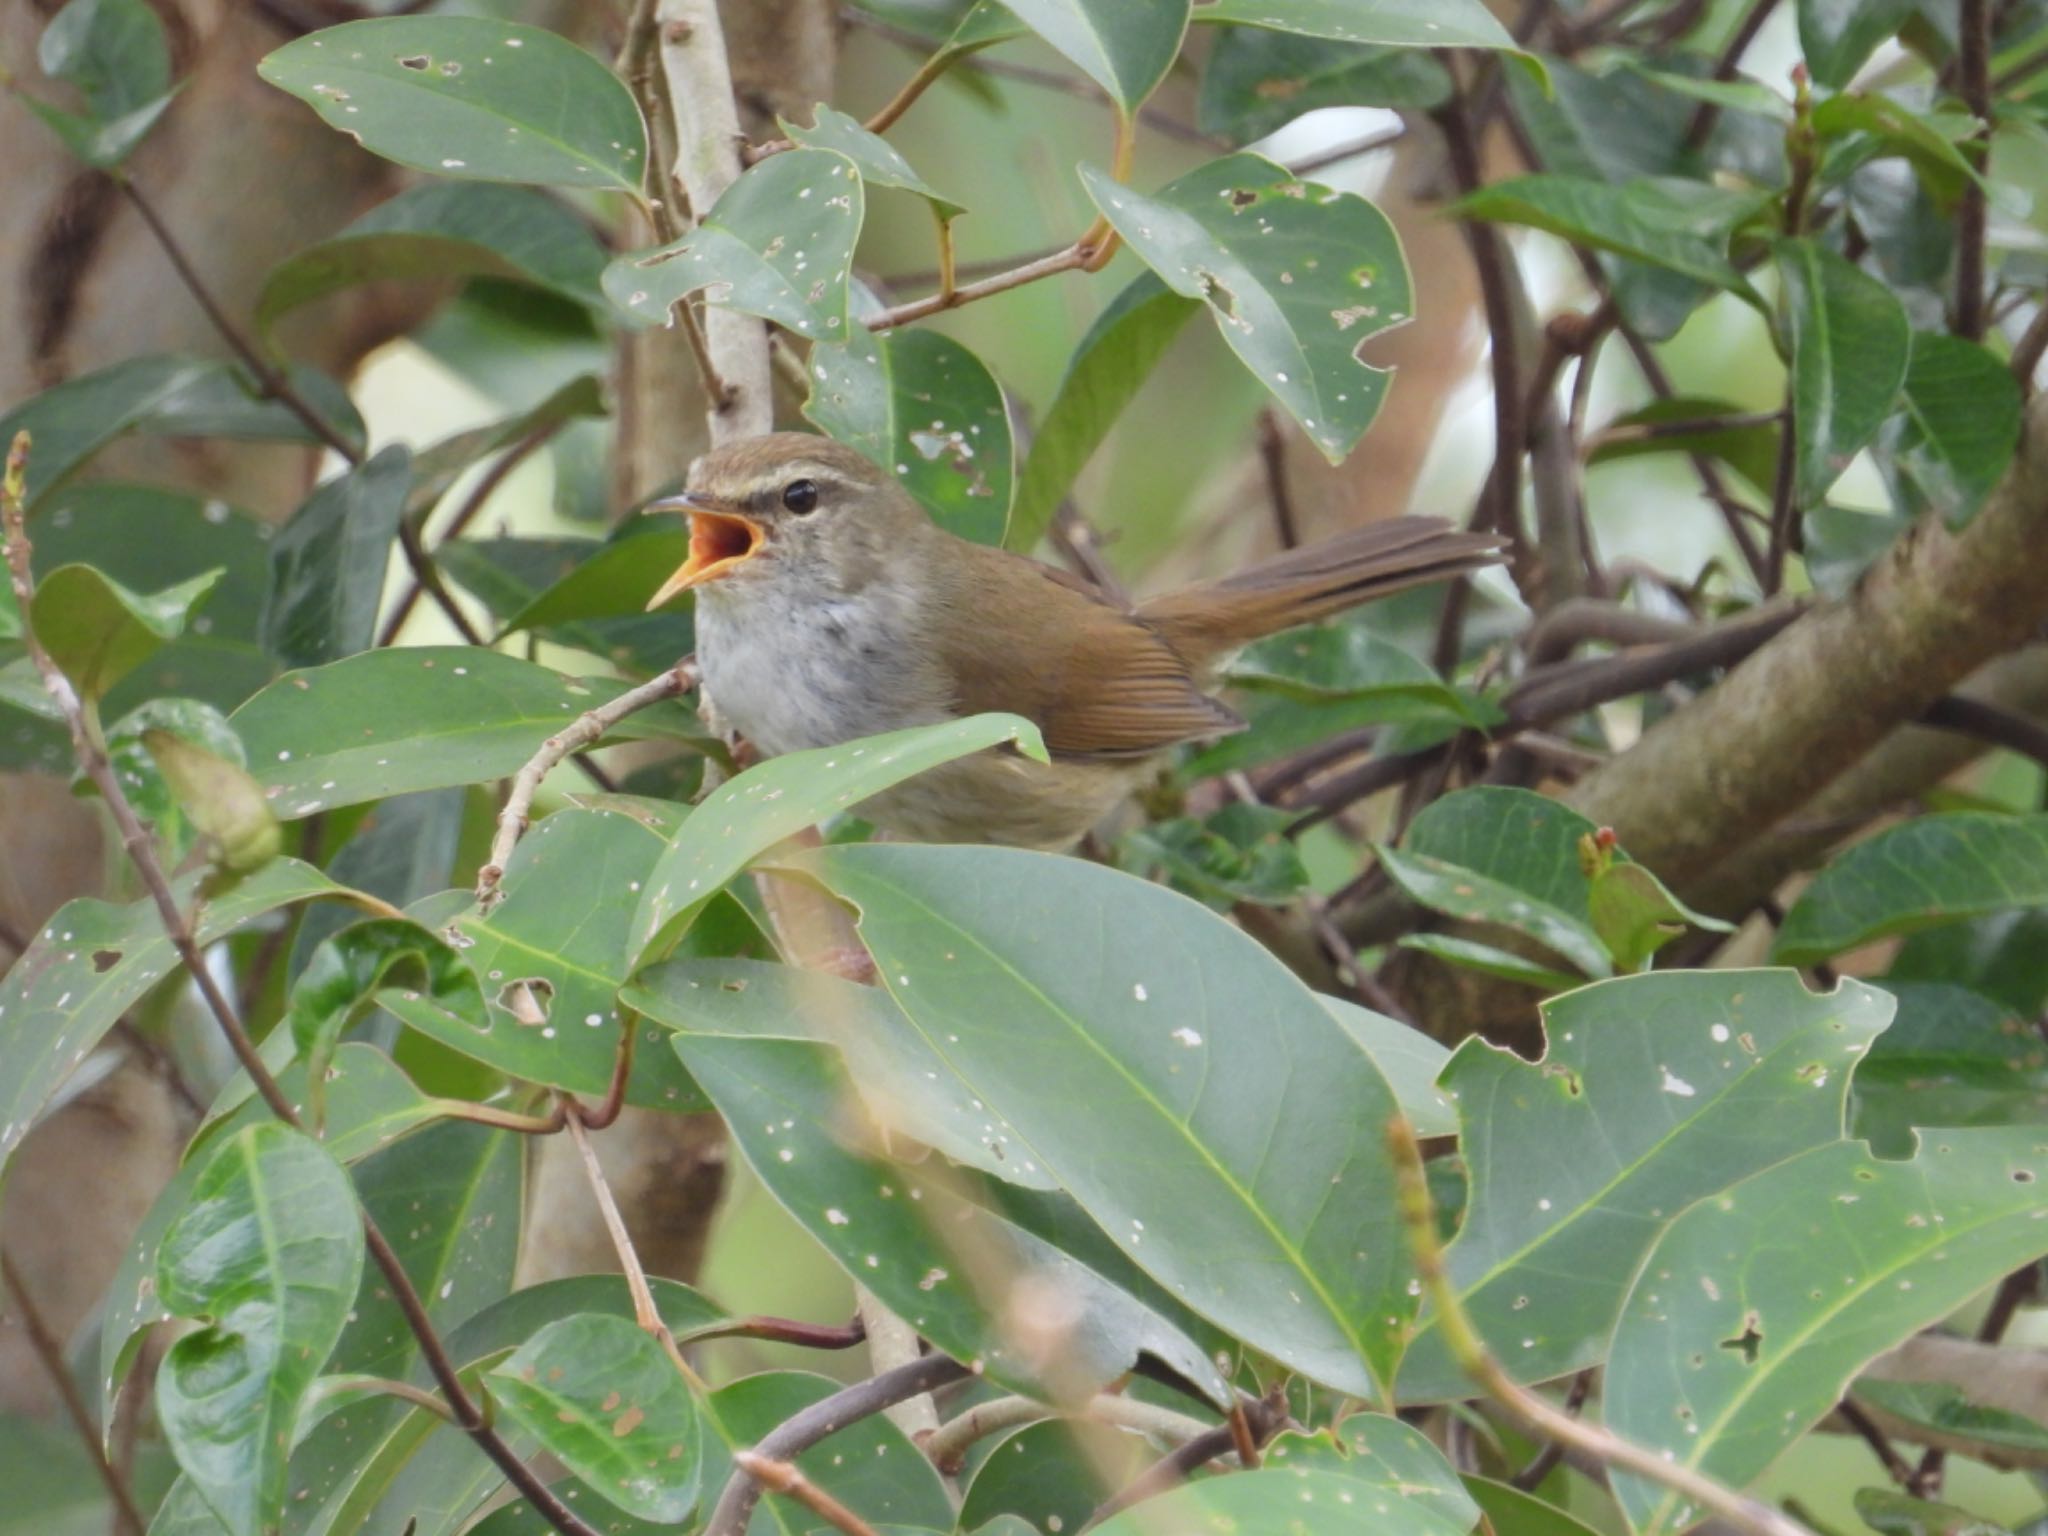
644, 503, 765, 608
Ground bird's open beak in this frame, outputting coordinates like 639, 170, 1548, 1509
644, 492, 767, 609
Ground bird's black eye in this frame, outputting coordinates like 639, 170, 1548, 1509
781, 478, 819, 514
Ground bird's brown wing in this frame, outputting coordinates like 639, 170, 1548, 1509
932, 546, 1243, 761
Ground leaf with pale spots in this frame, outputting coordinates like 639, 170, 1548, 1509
627, 713, 1045, 968
0, 858, 365, 1189
1607, 1129, 2048, 1536
1089, 1465, 1450, 1533
258, 16, 648, 192
604, 149, 863, 337
231, 648, 706, 816
791, 841, 1414, 1400
626, 957, 1057, 1189
673, 1029, 1229, 1404
488, 1313, 704, 1524
156, 1124, 365, 1536
805, 326, 1014, 545
1395, 970, 1895, 1402
785, 103, 964, 219
1254, 1414, 1477, 1532
1200, 0, 1516, 49
1082, 154, 1412, 464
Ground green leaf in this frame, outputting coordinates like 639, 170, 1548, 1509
1775, 813, 2048, 966
1588, 860, 1730, 974
1320, 993, 1457, 1138
256, 183, 606, 341
1853, 1379, 2048, 1462
1257, 1415, 1478, 1531
0, 356, 213, 505
1879, 334, 2023, 527
1812, 93, 1984, 201
29, 563, 221, 701
1198, 25, 1449, 143
1199, 0, 1516, 49
20, 85, 176, 170
0, 858, 359, 1186
144, 726, 283, 873
1227, 622, 1487, 722
784, 103, 964, 218
1606, 1128, 2048, 1536
1456, 175, 1761, 297
1586, 395, 1782, 496
604, 149, 863, 337
958, 1419, 1143, 1535
291, 789, 466, 982
805, 327, 1014, 545
232, 648, 704, 816
258, 17, 647, 192
1851, 981, 2048, 1156
1777, 236, 1913, 505
1464, 1476, 1605, 1536
1395, 971, 1895, 1401
628, 714, 1047, 967
1120, 801, 1309, 909
488, 1314, 703, 1524
140, 360, 368, 452
1083, 154, 1412, 464
496, 530, 690, 632
1090, 1465, 1465, 1535
993, 0, 1188, 114
157, 1124, 365, 1536
38, 0, 169, 118
1006, 272, 1198, 552
1854, 1490, 2014, 1536
1397, 933, 1583, 994
261, 448, 411, 670
429, 805, 714, 1108
437, 533, 695, 680
1799, 0, 1921, 88
1803, 502, 1910, 599
791, 841, 1414, 1400
672, 1029, 1229, 1402
625, 957, 1056, 1188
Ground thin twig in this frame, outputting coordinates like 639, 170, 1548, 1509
1511, 1369, 1596, 1490
864, 241, 1093, 331
1835, 1397, 1920, 1489
2013, 302, 2048, 396
1582, 410, 1786, 457
2, 1251, 149, 1536
1911, 1262, 2040, 1493
1919, 694, 2048, 771
476, 663, 695, 907
923, 1392, 1216, 1474
704, 1355, 974, 1536
733, 1455, 880, 1536
1256, 410, 1302, 550
1081, 1394, 1288, 1531
681, 1314, 866, 1351
1956, 0, 1992, 341
1681, 0, 1782, 150
2, 432, 604, 1536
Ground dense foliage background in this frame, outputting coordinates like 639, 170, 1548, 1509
3, 1, 2048, 1534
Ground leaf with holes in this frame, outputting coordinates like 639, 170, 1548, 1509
1006, 272, 1198, 552
0, 859, 364, 1187
259, 17, 647, 191
993, 0, 1188, 114
1778, 236, 1912, 505
29, 563, 222, 701
1607, 1129, 2048, 1536
604, 149, 863, 338
1394, 971, 1894, 1402
1774, 813, 2048, 966
256, 183, 606, 340
1878, 334, 2022, 527
673, 1028, 1228, 1403
1852, 981, 2048, 1157
261, 447, 412, 670
232, 648, 704, 816
157, 1124, 365, 1536
1083, 154, 1411, 464
488, 1314, 703, 1524
785, 103, 963, 218
629, 714, 1045, 967
1255, 1415, 1478, 1532
805, 327, 1013, 545
791, 840, 1415, 1399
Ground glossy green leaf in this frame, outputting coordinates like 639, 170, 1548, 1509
144, 726, 283, 873
1006, 272, 1197, 552
1775, 814, 2048, 966
25, 0, 176, 167
256, 183, 606, 340
1588, 860, 1726, 974
136, 360, 368, 452
784, 103, 963, 218
1853, 1379, 2048, 1462
1855, 1489, 2014, 1536
258, 17, 647, 192
1257, 1415, 1477, 1530
1319, 993, 1456, 1139
1084, 154, 1411, 464
0, 858, 361, 1185
261, 448, 411, 670
1198, 26, 1449, 143
496, 528, 688, 633
1200, 0, 1516, 49
20, 78, 175, 169
29, 563, 221, 700
1879, 334, 2023, 527
1091, 1465, 1458, 1534
629, 714, 1046, 966
957, 1420, 1142, 1534
1395, 971, 1894, 1401
290, 789, 466, 982
805, 327, 1014, 545
1227, 622, 1485, 721
673, 1029, 1230, 1402
1457, 175, 1759, 297
232, 648, 703, 816
792, 841, 1414, 1400
488, 1314, 703, 1524
1777, 236, 1913, 505
1465, 1476, 1605, 1536
1397, 933, 1583, 994
1852, 981, 2048, 1156
0, 356, 210, 505
1586, 395, 1781, 495
1607, 1129, 2048, 1536
437, 534, 695, 680
1812, 94, 1984, 200
157, 1124, 365, 1536
1120, 802, 1309, 909
605, 149, 862, 337
994, 0, 1187, 113
626, 956, 1057, 1188
1799, 0, 1921, 88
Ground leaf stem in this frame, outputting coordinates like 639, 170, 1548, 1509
732, 1454, 881, 1536
1955, 0, 1992, 341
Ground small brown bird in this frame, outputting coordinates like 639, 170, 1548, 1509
648, 433, 1502, 849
